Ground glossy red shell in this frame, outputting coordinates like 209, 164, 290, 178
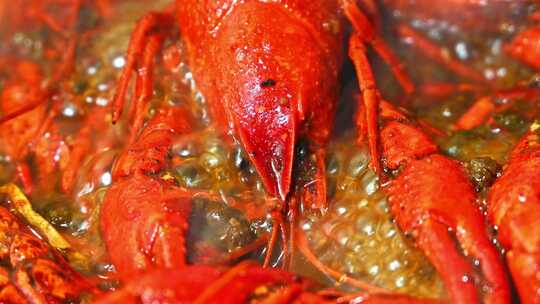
176, 0, 344, 199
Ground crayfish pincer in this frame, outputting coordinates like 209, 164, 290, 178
372, 101, 511, 303
297, 98, 512, 303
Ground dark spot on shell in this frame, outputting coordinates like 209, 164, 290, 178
260, 79, 276, 87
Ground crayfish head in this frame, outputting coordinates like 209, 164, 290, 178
210, 1, 342, 203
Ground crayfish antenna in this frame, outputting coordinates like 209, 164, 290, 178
0, 98, 47, 126
339, 292, 444, 304
296, 226, 392, 294
217, 234, 269, 264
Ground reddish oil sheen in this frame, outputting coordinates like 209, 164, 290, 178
176, 0, 344, 200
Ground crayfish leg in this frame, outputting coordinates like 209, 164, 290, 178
348, 34, 383, 179
129, 34, 164, 144
111, 12, 174, 123
61, 107, 108, 193
416, 82, 478, 100
416, 220, 479, 303
454, 96, 495, 130
396, 24, 489, 86
14, 163, 34, 194
455, 88, 540, 130
342, 0, 414, 95
343, 0, 416, 179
